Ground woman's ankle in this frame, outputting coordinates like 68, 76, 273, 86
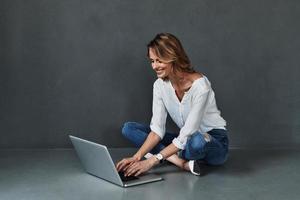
183, 161, 190, 171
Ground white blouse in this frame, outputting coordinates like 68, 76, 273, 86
150, 75, 226, 150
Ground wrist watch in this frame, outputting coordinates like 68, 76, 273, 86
155, 153, 164, 163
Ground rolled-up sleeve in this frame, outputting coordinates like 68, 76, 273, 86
172, 89, 211, 149
150, 80, 167, 139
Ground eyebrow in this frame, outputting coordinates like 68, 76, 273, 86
149, 58, 160, 61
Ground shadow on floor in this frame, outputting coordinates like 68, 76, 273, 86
199, 148, 299, 177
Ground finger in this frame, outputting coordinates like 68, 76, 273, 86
123, 164, 131, 172
116, 160, 125, 171
117, 160, 129, 172
134, 169, 142, 177
125, 164, 138, 176
116, 162, 122, 171
117, 164, 123, 172
124, 166, 134, 176
116, 160, 123, 171
125, 162, 136, 172
127, 164, 141, 176
123, 161, 137, 171
127, 169, 136, 177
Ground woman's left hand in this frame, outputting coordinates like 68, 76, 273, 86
124, 157, 158, 177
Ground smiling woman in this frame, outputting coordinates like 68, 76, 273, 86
147, 33, 195, 80
116, 33, 229, 177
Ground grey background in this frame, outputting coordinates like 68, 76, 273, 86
0, 0, 299, 149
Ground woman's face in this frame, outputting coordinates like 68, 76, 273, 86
149, 48, 173, 79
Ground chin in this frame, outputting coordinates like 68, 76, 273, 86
157, 74, 168, 80
157, 74, 164, 78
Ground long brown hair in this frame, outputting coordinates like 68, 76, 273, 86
147, 33, 195, 73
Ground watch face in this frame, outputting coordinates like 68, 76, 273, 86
156, 154, 163, 160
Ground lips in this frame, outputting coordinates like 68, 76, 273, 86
156, 69, 164, 74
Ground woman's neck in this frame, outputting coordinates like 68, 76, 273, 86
168, 70, 192, 90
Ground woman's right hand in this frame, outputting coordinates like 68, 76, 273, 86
116, 157, 140, 172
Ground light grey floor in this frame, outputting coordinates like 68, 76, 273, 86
0, 148, 299, 200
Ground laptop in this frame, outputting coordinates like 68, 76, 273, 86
69, 135, 163, 187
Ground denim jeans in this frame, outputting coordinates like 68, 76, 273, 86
121, 122, 229, 165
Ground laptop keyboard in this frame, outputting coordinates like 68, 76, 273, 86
118, 171, 139, 182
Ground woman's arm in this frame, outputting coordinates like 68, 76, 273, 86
124, 142, 180, 177
124, 135, 181, 177
116, 131, 161, 172
172, 89, 210, 149
133, 131, 161, 160
118, 80, 168, 174
158, 142, 179, 160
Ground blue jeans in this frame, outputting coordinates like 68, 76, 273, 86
121, 122, 229, 165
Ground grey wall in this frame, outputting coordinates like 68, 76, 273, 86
0, 0, 299, 149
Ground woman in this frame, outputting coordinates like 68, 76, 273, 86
116, 33, 229, 176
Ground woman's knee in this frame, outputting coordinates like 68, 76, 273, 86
121, 122, 136, 138
188, 133, 208, 153
121, 121, 150, 139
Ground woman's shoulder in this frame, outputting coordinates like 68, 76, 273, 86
153, 78, 168, 91
191, 72, 204, 80
190, 72, 206, 85
191, 72, 211, 92
153, 78, 164, 86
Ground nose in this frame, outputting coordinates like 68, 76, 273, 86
152, 62, 159, 70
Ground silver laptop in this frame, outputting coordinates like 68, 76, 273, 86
69, 135, 163, 187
